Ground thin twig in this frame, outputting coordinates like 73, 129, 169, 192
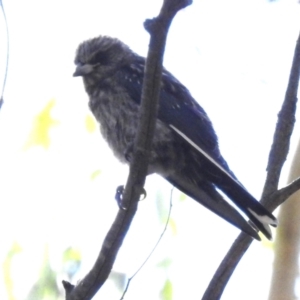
202, 28, 300, 300
266, 177, 300, 211
120, 188, 174, 300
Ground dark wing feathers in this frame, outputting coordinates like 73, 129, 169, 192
166, 174, 261, 240
117, 62, 276, 240
120, 63, 227, 168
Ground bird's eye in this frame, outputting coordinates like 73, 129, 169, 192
90, 51, 110, 65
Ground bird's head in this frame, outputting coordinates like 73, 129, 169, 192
74, 36, 133, 90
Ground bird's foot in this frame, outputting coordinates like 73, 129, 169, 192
115, 185, 125, 209
115, 185, 147, 209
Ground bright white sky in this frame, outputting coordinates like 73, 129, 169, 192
0, 0, 300, 299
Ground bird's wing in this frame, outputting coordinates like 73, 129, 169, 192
118, 64, 277, 239
158, 71, 277, 237
119, 64, 235, 177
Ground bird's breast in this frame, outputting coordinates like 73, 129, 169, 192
88, 84, 187, 176
89, 86, 139, 163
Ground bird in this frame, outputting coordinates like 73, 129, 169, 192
73, 35, 277, 240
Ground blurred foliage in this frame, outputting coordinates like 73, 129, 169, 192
160, 279, 173, 300
62, 247, 82, 280
3, 244, 83, 300
168, 218, 177, 236
178, 192, 187, 202
25, 245, 60, 300
24, 99, 59, 150
90, 169, 101, 180
158, 258, 173, 300
157, 258, 172, 269
85, 114, 97, 133
3, 242, 22, 300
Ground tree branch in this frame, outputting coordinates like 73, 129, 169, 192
64, 1, 192, 299
202, 28, 300, 300
267, 177, 300, 211
262, 30, 300, 200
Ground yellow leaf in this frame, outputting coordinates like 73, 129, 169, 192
85, 114, 97, 133
3, 242, 22, 300
168, 218, 177, 236
24, 99, 59, 150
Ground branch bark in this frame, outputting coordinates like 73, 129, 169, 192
202, 28, 300, 300
268, 141, 300, 300
63, 1, 192, 299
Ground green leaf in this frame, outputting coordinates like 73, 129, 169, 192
90, 169, 101, 180
157, 258, 172, 269
160, 279, 173, 300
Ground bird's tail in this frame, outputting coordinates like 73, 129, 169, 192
166, 174, 262, 240
215, 176, 277, 240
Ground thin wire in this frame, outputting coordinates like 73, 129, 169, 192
0, 0, 9, 109
120, 187, 174, 300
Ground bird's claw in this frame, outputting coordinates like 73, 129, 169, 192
115, 185, 147, 209
115, 185, 126, 209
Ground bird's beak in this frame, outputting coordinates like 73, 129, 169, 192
73, 64, 94, 77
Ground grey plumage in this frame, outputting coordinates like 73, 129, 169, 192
74, 35, 277, 240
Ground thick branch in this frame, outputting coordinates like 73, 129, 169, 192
202, 28, 300, 300
64, 1, 192, 300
